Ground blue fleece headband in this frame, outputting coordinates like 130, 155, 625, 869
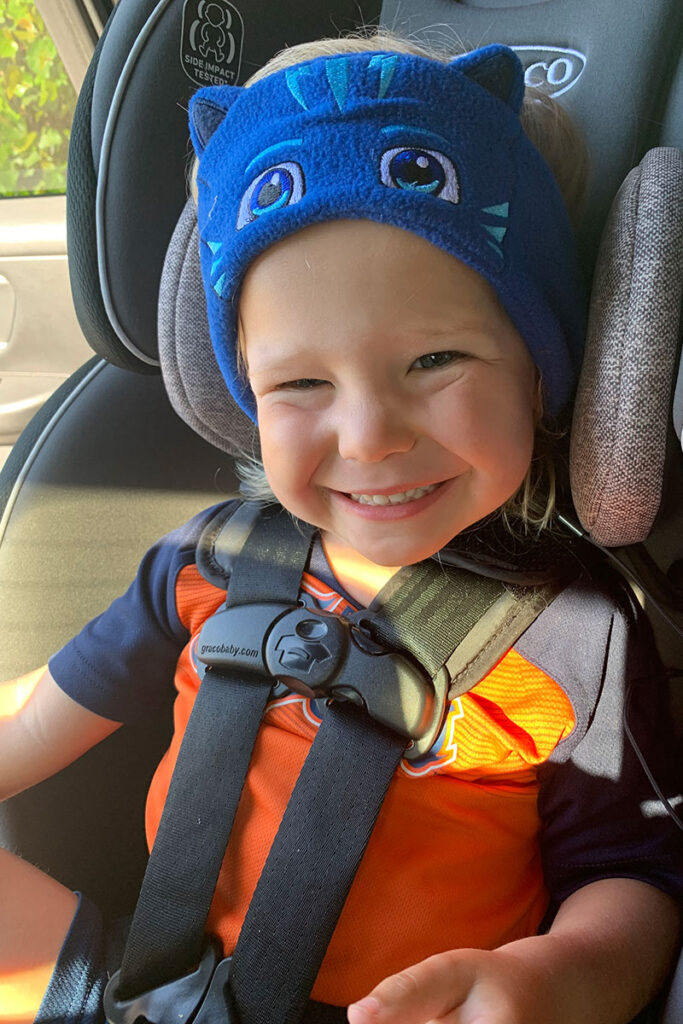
189, 45, 585, 420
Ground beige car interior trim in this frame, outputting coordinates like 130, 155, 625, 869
36, 0, 100, 91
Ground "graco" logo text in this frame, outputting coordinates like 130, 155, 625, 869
511, 46, 586, 98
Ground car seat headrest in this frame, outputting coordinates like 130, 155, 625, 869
66, 0, 384, 375
570, 147, 683, 547
159, 147, 683, 546
69, 0, 682, 377
159, 198, 257, 457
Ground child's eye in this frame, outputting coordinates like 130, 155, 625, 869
411, 351, 463, 370
276, 378, 327, 390
380, 148, 460, 204
237, 162, 305, 230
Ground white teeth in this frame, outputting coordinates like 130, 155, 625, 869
349, 483, 439, 506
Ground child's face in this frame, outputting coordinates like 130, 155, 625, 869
240, 220, 538, 567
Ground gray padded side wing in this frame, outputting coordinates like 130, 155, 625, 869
570, 148, 683, 547
158, 197, 258, 457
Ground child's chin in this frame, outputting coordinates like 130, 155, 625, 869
350, 532, 447, 568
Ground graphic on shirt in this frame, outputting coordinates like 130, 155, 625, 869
261, 688, 465, 777
264, 693, 324, 729
400, 697, 464, 778
299, 572, 355, 614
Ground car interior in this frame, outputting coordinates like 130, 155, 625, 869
0, 0, 681, 1020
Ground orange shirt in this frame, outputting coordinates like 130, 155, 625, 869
145, 564, 575, 1006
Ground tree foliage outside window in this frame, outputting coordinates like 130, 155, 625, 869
0, 0, 76, 197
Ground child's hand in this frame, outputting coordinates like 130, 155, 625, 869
347, 947, 544, 1024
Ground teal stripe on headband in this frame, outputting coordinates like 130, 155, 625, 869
380, 124, 451, 148
369, 54, 399, 98
285, 66, 312, 110
325, 58, 348, 110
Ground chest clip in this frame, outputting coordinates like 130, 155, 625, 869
196, 603, 448, 760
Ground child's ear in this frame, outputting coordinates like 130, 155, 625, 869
189, 85, 243, 157
450, 45, 524, 114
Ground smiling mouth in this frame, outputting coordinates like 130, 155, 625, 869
345, 482, 441, 506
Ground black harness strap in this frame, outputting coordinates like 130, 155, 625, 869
230, 701, 405, 1024
117, 664, 271, 998
226, 556, 534, 1024
115, 508, 314, 1000
221, 506, 313, 606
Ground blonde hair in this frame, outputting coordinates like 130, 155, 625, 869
216, 28, 585, 534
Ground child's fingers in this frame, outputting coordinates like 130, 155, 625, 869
347, 950, 477, 1024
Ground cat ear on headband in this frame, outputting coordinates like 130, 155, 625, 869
450, 44, 525, 113
189, 85, 243, 156
189, 44, 524, 158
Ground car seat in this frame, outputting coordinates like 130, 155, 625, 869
0, 0, 681, 1019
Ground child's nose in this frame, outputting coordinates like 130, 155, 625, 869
336, 395, 416, 463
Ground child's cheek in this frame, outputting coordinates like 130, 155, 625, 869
255, 402, 288, 476
256, 400, 324, 498
441, 372, 535, 484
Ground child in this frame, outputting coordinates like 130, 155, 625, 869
0, 30, 681, 1024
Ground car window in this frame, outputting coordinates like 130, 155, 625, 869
0, 0, 77, 197
0, 0, 92, 473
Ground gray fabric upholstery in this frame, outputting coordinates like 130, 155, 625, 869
570, 147, 683, 547
158, 197, 258, 458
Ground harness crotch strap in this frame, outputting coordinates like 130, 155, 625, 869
105, 503, 564, 1024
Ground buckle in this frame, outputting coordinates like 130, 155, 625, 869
193, 956, 237, 1024
104, 941, 225, 1024
196, 603, 447, 760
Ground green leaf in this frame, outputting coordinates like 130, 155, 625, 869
0, 32, 17, 59
26, 35, 53, 75
14, 127, 36, 152
37, 126, 61, 150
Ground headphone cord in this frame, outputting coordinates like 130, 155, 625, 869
557, 514, 683, 642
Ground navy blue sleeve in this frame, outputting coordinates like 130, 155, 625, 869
532, 582, 683, 906
49, 502, 237, 724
